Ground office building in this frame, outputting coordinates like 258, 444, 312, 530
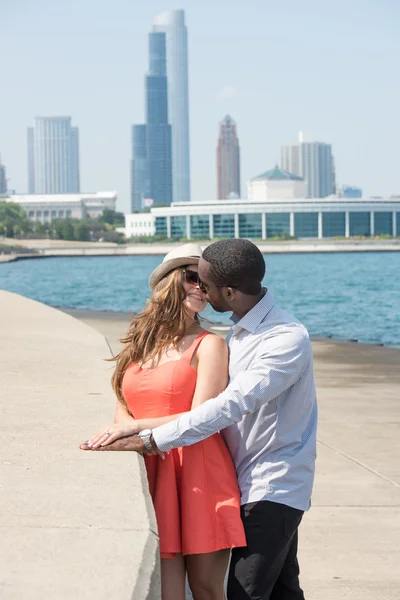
153, 10, 191, 202
131, 125, 150, 212
338, 185, 363, 198
217, 115, 241, 200
131, 32, 172, 208
5, 192, 117, 224
27, 117, 80, 194
281, 132, 336, 198
0, 156, 7, 194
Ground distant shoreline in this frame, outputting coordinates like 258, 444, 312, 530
1, 238, 400, 262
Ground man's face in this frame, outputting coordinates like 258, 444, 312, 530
198, 258, 229, 313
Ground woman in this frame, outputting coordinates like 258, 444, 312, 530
85, 244, 246, 600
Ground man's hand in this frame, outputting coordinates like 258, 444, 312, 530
80, 435, 145, 454
79, 434, 165, 458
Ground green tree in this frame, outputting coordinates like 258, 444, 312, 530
74, 221, 90, 241
99, 208, 125, 226
0, 201, 32, 237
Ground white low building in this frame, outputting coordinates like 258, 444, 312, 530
248, 166, 307, 201
149, 196, 400, 240
119, 213, 156, 238
5, 192, 117, 224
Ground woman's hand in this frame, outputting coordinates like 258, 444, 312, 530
87, 420, 141, 449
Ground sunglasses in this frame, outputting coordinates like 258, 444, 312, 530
183, 269, 201, 286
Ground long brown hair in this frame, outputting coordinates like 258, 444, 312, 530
111, 267, 200, 411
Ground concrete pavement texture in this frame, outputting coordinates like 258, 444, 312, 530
76, 309, 400, 600
0, 292, 160, 600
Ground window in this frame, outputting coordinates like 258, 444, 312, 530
190, 215, 210, 239
397, 212, 400, 237
66, 210, 72, 218
28, 211, 34, 218
51, 210, 56, 217
266, 213, 290, 238
213, 214, 235, 238
322, 212, 345, 238
294, 213, 318, 238
58, 210, 64, 217
349, 212, 370, 236
374, 212, 392, 235
171, 216, 186, 239
239, 214, 262, 239
36, 211, 42, 218
155, 217, 167, 236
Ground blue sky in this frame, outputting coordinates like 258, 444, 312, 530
1, 0, 399, 212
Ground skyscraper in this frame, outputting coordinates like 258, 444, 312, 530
216, 115, 241, 200
131, 31, 172, 209
281, 132, 335, 198
153, 9, 191, 202
131, 125, 150, 212
0, 155, 7, 194
27, 117, 80, 194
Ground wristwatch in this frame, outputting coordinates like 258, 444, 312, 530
138, 429, 153, 453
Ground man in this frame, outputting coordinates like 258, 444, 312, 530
83, 239, 317, 599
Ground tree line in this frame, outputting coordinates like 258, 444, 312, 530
0, 202, 125, 242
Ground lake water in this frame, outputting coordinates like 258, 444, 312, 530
1, 252, 399, 346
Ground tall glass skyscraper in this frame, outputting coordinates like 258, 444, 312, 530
216, 115, 241, 200
153, 10, 191, 202
281, 132, 336, 198
27, 117, 80, 194
131, 31, 172, 210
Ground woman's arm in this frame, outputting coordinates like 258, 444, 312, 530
190, 334, 229, 408
114, 399, 135, 423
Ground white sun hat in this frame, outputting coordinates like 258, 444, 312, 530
149, 243, 203, 289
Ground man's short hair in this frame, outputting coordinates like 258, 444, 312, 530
202, 239, 266, 295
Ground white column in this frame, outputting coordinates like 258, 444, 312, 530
234, 213, 239, 238
318, 211, 323, 240
370, 212, 375, 236
186, 215, 191, 240
289, 212, 295, 237
166, 215, 171, 239
262, 213, 266, 240
209, 214, 214, 240
345, 211, 350, 238
393, 211, 397, 237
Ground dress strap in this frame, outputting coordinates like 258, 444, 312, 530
182, 331, 212, 364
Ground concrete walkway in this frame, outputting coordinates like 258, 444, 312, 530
0, 292, 160, 600
78, 311, 400, 600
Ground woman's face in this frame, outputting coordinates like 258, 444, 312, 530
181, 265, 207, 315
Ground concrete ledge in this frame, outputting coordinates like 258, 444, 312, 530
0, 291, 160, 600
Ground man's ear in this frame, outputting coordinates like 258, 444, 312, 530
225, 286, 235, 300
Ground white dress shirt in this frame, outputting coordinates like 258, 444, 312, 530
152, 291, 318, 511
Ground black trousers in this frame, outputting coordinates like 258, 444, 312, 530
227, 500, 305, 600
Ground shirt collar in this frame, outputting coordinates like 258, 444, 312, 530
230, 289, 275, 333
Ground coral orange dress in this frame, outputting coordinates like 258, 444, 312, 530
122, 332, 246, 558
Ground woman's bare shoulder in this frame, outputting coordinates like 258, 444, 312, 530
198, 332, 228, 354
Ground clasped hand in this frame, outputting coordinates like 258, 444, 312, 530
86, 420, 141, 449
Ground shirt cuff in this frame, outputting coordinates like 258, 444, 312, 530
152, 420, 181, 453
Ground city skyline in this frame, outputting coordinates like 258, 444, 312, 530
216, 115, 241, 200
27, 117, 80, 195
153, 9, 191, 203
1, 1, 399, 212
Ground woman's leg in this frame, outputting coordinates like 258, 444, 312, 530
186, 549, 230, 600
161, 555, 186, 600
